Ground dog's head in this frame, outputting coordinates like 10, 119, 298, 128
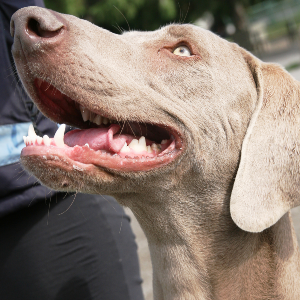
11, 7, 300, 232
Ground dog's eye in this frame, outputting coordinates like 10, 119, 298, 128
173, 46, 191, 57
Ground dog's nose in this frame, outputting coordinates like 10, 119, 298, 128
11, 7, 64, 46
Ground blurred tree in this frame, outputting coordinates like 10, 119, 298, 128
44, 0, 283, 41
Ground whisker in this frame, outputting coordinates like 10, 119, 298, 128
127, 121, 136, 137
58, 192, 77, 215
113, 24, 123, 34
113, 6, 130, 31
28, 195, 37, 207
47, 196, 51, 225
118, 121, 126, 138
119, 210, 124, 234
100, 194, 117, 212
178, 2, 183, 24
183, 2, 190, 23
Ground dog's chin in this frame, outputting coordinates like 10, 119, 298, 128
20, 79, 184, 181
20, 152, 129, 194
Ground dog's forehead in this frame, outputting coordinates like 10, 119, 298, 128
121, 24, 215, 45
120, 23, 234, 64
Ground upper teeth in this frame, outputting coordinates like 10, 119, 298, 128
80, 105, 115, 125
23, 124, 65, 147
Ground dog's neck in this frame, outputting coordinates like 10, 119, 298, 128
119, 186, 300, 300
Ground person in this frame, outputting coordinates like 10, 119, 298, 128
0, 1, 145, 299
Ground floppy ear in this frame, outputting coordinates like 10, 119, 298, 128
230, 49, 300, 232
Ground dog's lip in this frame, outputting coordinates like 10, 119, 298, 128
20, 78, 185, 172
21, 141, 181, 172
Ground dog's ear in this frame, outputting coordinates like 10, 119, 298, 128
230, 48, 300, 232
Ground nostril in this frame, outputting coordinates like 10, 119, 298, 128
27, 18, 63, 38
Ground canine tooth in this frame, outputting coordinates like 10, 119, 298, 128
36, 136, 43, 145
93, 115, 102, 125
80, 105, 89, 122
43, 135, 50, 146
28, 124, 37, 137
120, 142, 130, 153
103, 117, 108, 125
54, 124, 65, 147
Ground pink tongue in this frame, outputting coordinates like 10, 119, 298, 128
64, 124, 134, 153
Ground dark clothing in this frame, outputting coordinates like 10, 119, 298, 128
0, 194, 144, 300
0, 0, 44, 126
0, 1, 144, 299
0, 0, 58, 216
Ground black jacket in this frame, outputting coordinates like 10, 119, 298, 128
0, 0, 59, 217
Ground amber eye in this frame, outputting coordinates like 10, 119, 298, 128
172, 46, 192, 57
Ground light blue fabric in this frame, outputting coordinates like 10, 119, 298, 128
0, 122, 31, 167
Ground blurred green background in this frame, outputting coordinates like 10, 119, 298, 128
44, 0, 300, 56
43, 0, 270, 34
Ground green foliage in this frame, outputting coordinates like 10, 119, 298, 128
44, 0, 283, 33
159, 0, 177, 20
85, 0, 145, 26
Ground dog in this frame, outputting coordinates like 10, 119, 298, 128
11, 6, 300, 299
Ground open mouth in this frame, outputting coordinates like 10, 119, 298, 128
21, 79, 183, 172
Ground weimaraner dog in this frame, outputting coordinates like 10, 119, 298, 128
11, 6, 300, 300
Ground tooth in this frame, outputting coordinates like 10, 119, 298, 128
36, 136, 43, 145
28, 124, 37, 137
151, 143, 161, 152
147, 145, 152, 153
54, 124, 65, 147
89, 112, 96, 123
120, 142, 130, 153
161, 140, 168, 144
23, 136, 27, 144
138, 136, 146, 148
93, 115, 102, 125
103, 118, 108, 125
28, 137, 36, 145
129, 139, 138, 147
80, 105, 89, 122
43, 135, 50, 146
128, 137, 147, 153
